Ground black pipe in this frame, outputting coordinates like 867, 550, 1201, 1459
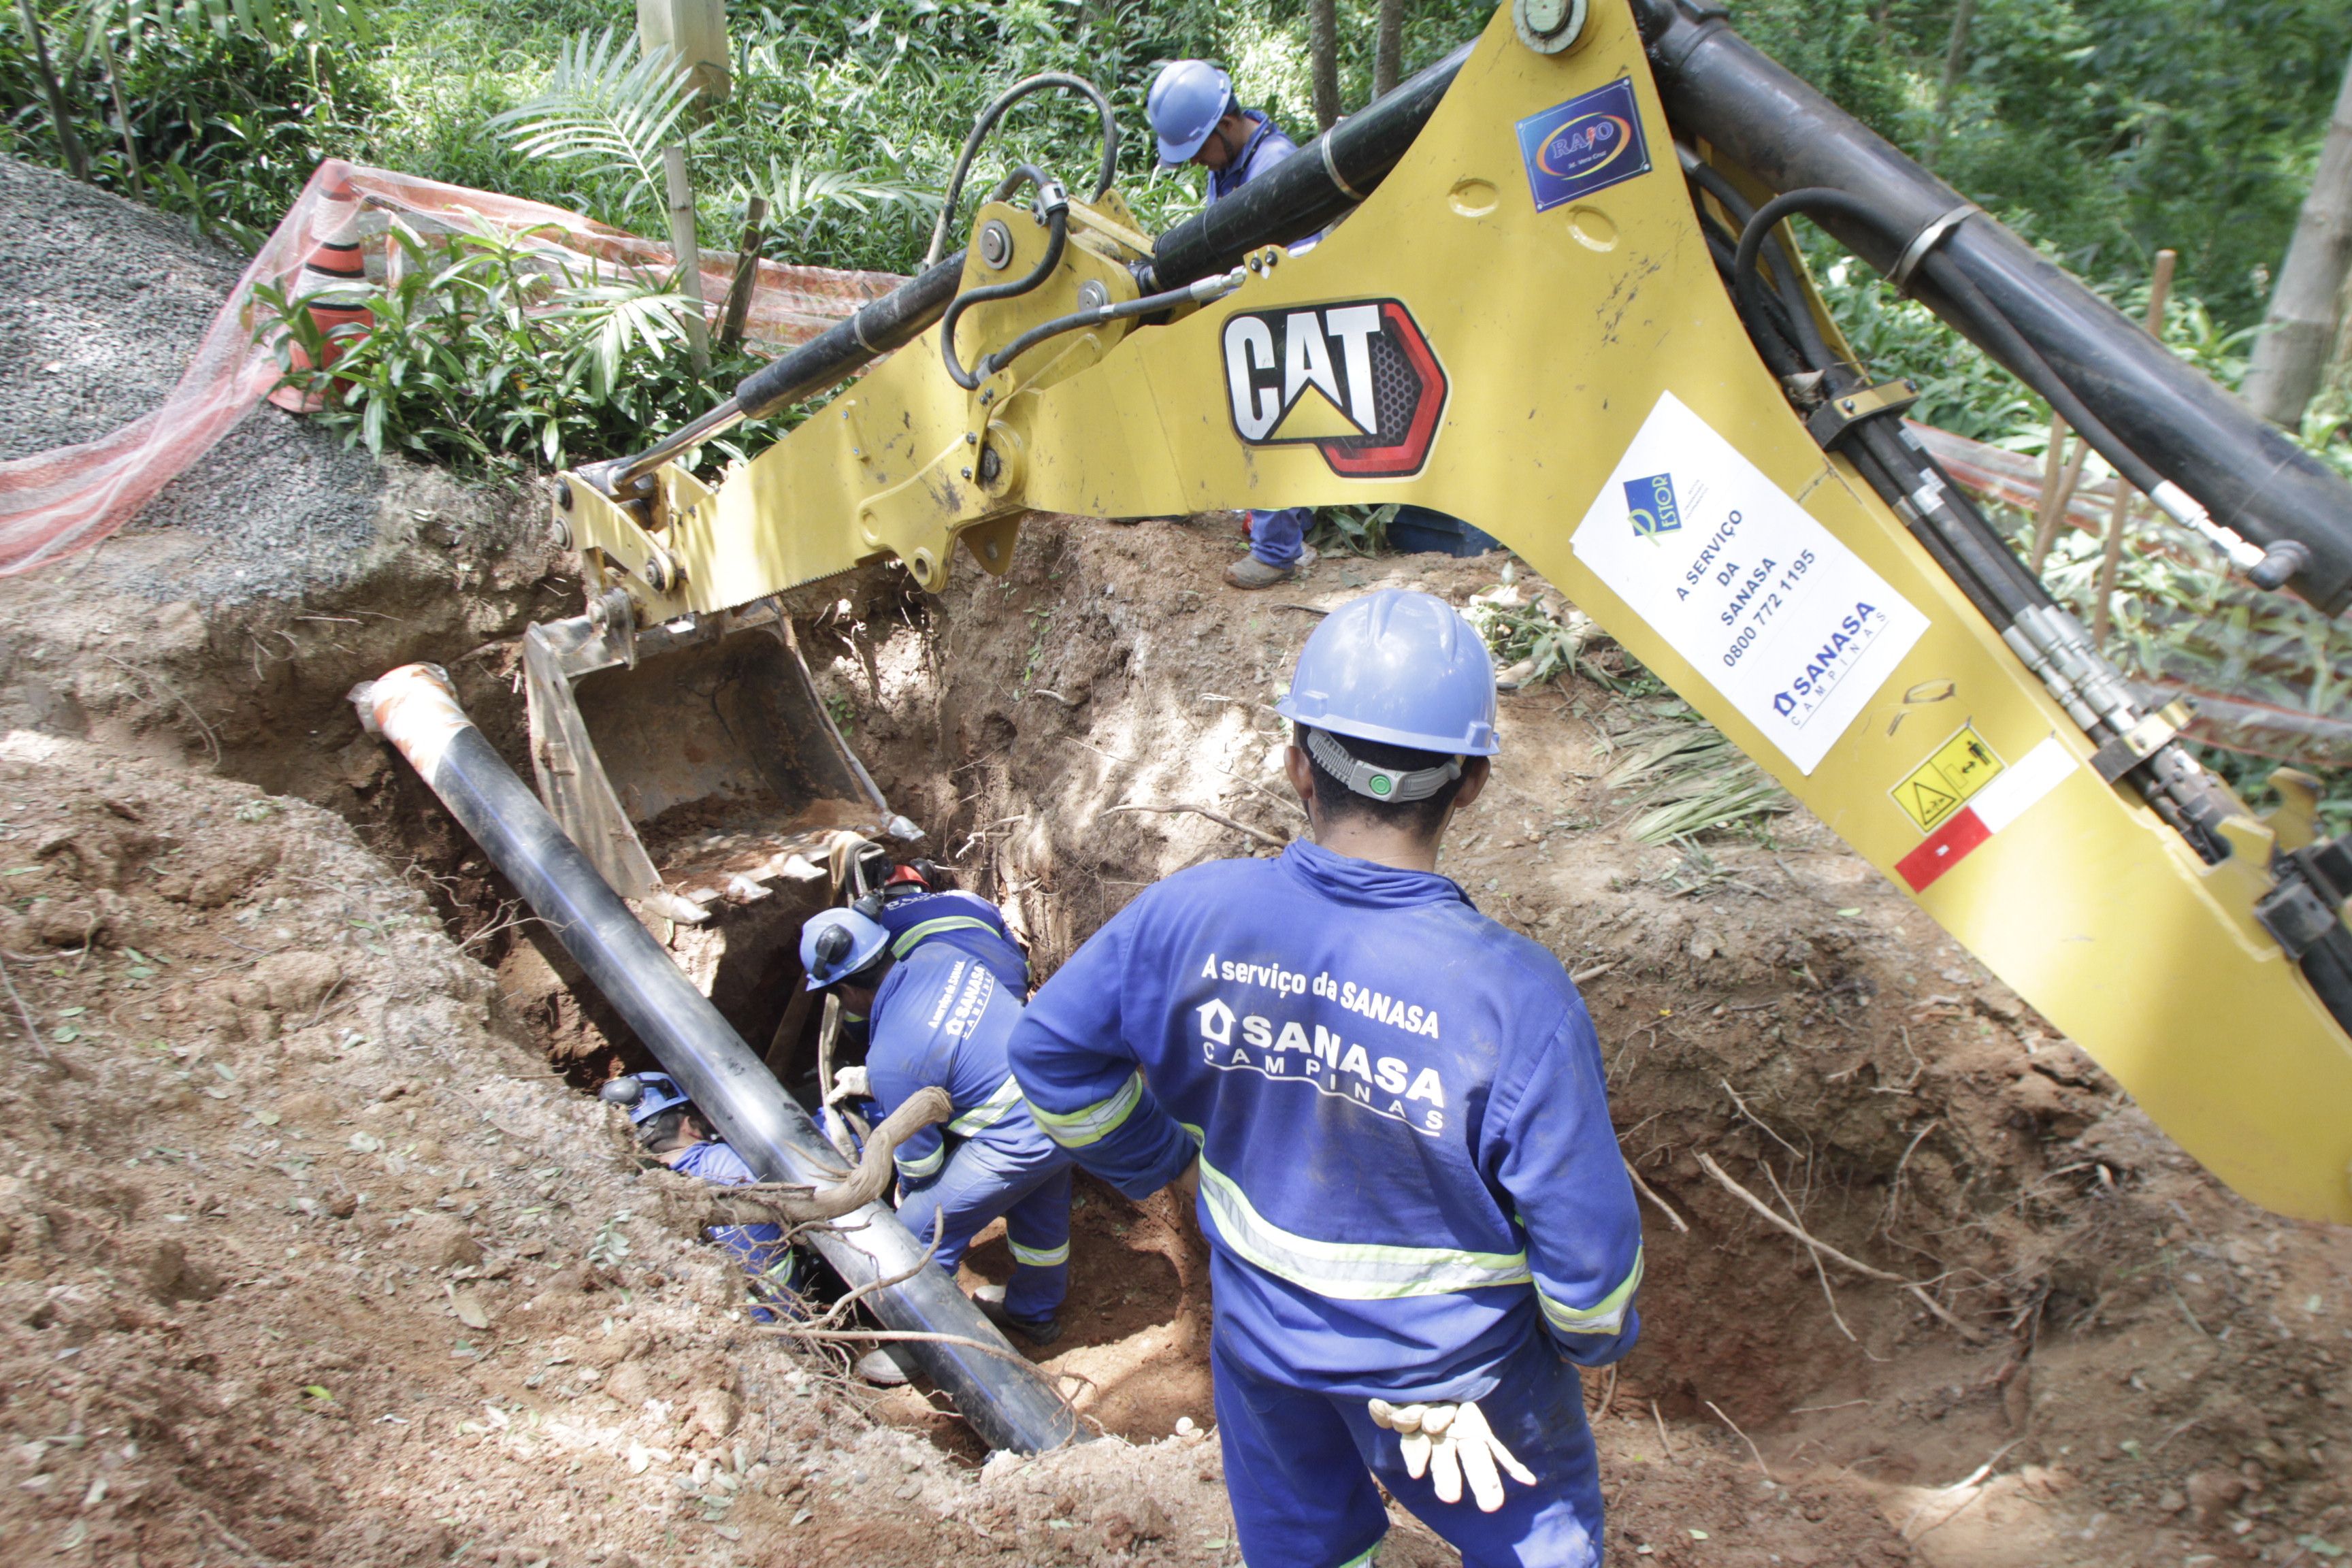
354, 665, 1081, 1456
1142, 42, 1473, 293
1637, 0, 2352, 614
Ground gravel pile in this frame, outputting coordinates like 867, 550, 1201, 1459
0, 154, 385, 600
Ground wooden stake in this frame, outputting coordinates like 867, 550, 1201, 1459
2093, 249, 2176, 641
2025, 410, 2070, 571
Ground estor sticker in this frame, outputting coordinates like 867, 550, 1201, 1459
1571, 392, 1929, 775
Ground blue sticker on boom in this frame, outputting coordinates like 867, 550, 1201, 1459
1516, 78, 1652, 213
1624, 472, 1681, 538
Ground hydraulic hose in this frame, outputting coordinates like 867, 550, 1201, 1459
352, 664, 1082, 1456
924, 72, 1119, 270
1637, 0, 2352, 611
591, 249, 970, 495
1142, 42, 1473, 293
960, 265, 1250, 385
941, 165, 1071, 390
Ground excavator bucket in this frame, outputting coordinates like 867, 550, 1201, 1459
522, 590, 911, 926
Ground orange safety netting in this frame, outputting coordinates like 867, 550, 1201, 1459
0, 158, 904, 576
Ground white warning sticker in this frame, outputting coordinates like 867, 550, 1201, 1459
1571, 391, 1930, 774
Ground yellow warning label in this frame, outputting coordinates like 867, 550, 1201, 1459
1892, 723, 2005, 832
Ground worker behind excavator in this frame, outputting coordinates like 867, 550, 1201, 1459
798, 906, 1074, 1345
856, 859, 1032, 996
1007, 589, 1643, 1567
1148, 59, 1318, 593
600, 1071, 794, 1317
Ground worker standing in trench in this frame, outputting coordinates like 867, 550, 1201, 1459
1008, 589, 1643, 1567
1147, 63, 1504, 582
798, 906, 1075, 1345
1149, 60, 1318, 592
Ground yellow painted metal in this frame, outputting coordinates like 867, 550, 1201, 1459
556, 0, 2352, 1221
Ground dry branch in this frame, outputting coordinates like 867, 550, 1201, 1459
1102, 801, 1287, 848
1621, 1157, 1688, 1234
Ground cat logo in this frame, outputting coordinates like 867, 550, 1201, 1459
1220, 299, 1449, 478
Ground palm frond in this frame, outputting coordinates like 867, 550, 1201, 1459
487, 28, 699, 220
1605, 704, 1793, 845
546, 274, 696, 400
740, 154, 939, 243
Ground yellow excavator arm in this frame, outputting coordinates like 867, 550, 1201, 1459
548, 1, 2352, 1224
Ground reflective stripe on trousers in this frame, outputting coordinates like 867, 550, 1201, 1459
947, 1073, 1025, 1137
1026, 1070, 1144, 1148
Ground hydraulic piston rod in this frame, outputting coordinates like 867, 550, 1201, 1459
353, 663, 1081, 1455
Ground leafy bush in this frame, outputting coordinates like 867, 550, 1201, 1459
259, 218, 771, 471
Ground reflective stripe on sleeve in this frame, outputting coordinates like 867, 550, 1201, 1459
1197, 1158, 1533, 1300
1025, 1071, 1145, 1149
895, 1143, 945, 1181
947, 1074, 1026, 1137
1536, 1248, 1644, 1336
1009, 1238, 1070, 1267
891, 915, 1000, 959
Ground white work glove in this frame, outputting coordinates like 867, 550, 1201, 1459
1367, 1398, 1537, 1512
826, 1066, 870, 1104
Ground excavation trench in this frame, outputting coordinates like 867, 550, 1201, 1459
19, 489, 2352, 1562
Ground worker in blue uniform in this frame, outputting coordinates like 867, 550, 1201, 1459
1007, 589, 1643, 1567
857, 860, 1032, 995
1148, 59, 1317, 592
800, 906, 1074, 1344
600, 1071, 794, 1315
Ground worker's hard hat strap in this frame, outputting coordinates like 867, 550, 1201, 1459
1305, 728, 1462, 804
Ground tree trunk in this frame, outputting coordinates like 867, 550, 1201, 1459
1375, 0, 1402, 100
1923, 0, 1976, 172
2244, 50, 2352, 429
1310, 0, 1339, 133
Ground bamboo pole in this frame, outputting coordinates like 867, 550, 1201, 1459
663, 144, 711, 380
717, 197, 768, 352
2026, 409, 2070, 571
2093, 249, 2176, 642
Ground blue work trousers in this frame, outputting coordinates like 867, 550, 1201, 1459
1211, 1324, 1604, 1568
1248, 507, 1311, 567
895, 1137, 1073, 1322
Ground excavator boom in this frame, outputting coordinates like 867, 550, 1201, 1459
544, 0, 2352, 1224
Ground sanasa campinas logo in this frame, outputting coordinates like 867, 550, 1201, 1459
1220, 299, 1449, 478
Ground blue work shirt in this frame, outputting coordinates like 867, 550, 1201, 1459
1007, 840, 1643, 1402
871, 887, 1030, 994
1208, 110, 1298, 204
668, 1137, 790, 1290
868, 944, 1060, 1188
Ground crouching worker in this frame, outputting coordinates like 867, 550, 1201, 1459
601, 1071, 794, 1318
856, 857, 1032, 996
799, 907, 1074, 1345
1007, 589, 1643, 1567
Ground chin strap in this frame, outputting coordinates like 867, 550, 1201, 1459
1305, 728, 1463, 804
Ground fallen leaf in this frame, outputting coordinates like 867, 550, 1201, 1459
349, 1132, 382, 1153
50, 1026, 78, 1044
302, 1386, 333, 1402
450, 1289, 491, 1330
1688, 1529, 1710, 1540
58, 1006, 86, 1017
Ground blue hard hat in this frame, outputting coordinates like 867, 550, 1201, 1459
600, 1071, 691, 1125
1276, 589, 1501, 756
800, 907, 890, 990
1149, 60, 1235, 167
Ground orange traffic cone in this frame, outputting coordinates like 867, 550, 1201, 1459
268, 161, 374, 413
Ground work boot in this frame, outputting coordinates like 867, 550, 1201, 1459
1223, 544, 1316, 591
855, 1348, 911, 1387
975, 1292, 1064, 1348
